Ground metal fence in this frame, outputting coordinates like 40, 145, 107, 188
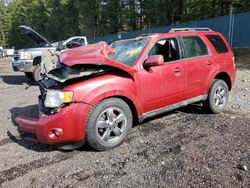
88, 11, 250, 48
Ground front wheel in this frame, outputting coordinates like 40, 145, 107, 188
204, 79, 229, 114
86, 98, 133, 151
32, 65, 44, 81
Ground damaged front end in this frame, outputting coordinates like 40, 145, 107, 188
15, 42, 135, 145
32, 41, 136, 116
40, 41, 134, 83
16, 73, 92, 145
40, 49, 109, 83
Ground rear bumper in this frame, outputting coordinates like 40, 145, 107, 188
16, 103, 92, 144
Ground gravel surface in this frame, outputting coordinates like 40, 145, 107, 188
0, 57, 249, 188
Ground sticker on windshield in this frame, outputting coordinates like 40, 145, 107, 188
126, 47, 142, 57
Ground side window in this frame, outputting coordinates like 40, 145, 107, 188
182, 36, 208, 58
148, 38, 180, 63
70, 38, 85, 46
206, 35, 229, 54
78, 38, 86, 46
72, 38, 78, 43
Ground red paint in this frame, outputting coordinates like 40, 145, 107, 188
16, 103, 92, 144
16, 31, 236, 145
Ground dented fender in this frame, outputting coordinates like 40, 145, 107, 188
63, 73, 143, 117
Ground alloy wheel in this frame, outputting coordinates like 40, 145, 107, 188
96, 107, 127, 143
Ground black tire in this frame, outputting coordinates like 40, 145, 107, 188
24, 72, 33, 80
32, 65, 43, 81
86, 98, 133, 151
204, 79, 229, 114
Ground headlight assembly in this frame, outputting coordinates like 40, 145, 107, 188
44, 90, 73, 108
19, 51, 32, 60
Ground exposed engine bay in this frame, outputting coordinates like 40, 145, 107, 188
41, 48, 108, 83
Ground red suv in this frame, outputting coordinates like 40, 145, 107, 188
16, 28, 236, 150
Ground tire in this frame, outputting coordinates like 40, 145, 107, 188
204, 79, 229, 114
24, 72, 33, 80
86, 98, 133, 151
32, 65, 44, 81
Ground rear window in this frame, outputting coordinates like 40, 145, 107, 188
206, 35, 229, 54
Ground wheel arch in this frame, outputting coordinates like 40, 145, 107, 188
213, 72, 232, 91
33, 56, 41, 66
113, 96, 139, 125
95, 95, 140, 126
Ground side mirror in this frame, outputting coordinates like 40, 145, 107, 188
144, 55, 164, 68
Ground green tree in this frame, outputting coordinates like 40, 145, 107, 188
100, 0, 123, 34
76, 0, 103, 37
0, 0, 8, 46
1, 0, 250, 48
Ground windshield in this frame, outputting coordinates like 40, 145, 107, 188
109, 38, 149, 66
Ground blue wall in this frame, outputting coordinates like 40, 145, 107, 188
88, 12, 250, 48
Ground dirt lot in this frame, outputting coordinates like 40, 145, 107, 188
0, 51, 249, 187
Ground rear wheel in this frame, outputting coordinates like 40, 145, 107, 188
86, 98, 133, 151
204, 79, 229, 113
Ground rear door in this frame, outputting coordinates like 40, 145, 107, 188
181, 35, 214, 98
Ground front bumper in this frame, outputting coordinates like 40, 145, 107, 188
16, 102, 92, 144
12, 59, 33, 72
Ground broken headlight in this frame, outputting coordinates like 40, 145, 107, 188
44, 90, 73, 108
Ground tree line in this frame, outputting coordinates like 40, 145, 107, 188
0, 0, 250, 48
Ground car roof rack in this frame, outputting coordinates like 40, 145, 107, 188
169, 28, 213, 32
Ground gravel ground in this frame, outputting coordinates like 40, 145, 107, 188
0, 56, 249, 188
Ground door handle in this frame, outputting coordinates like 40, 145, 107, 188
206, 60, 214, 65
173, 67, 181, 73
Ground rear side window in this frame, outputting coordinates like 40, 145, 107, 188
206, 35, 229, 54
182, 36, 208, 58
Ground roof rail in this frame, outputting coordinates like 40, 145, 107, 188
137, 33, 159, 37
169, 28, 213, 32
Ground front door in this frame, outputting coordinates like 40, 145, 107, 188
139, 37, 187, 113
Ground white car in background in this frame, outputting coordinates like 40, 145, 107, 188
6, 48, 15, 57
12, 25, 88, 81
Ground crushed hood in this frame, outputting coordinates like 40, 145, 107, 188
59, 42, 134, 75
19, 25, 52, 47
41, 42, 135, 82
